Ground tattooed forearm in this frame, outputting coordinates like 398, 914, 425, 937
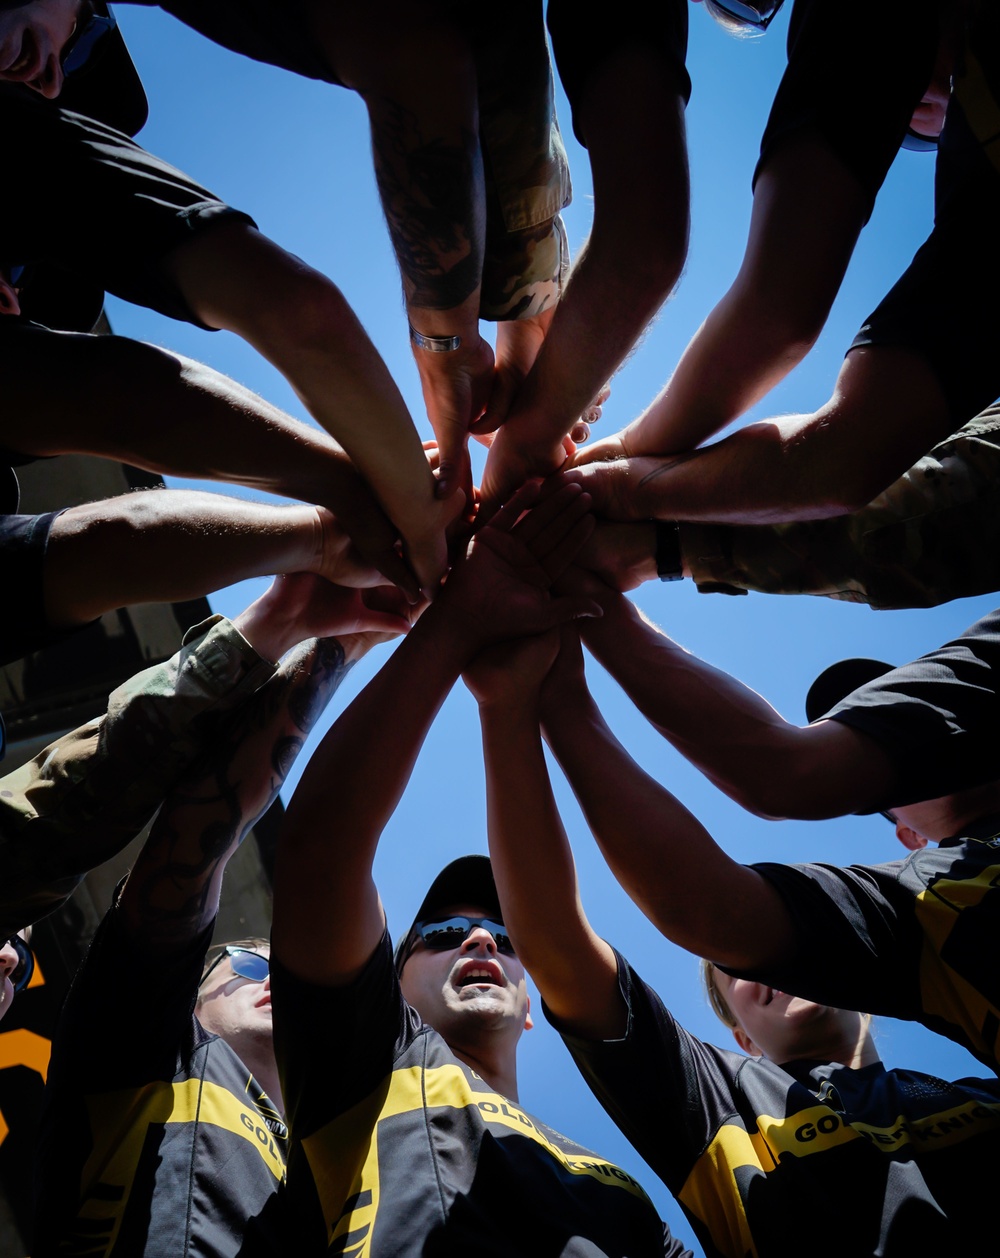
123, 634, 355, 946
371, 98, 483, 310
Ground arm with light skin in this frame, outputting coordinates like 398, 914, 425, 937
567, 573, 895, 820
0, 318, 422, 600
161, 220, 462, 594
117, 573, 411, 954
271, 482, 602, 989
590, 137, 872, 463
477, 43, 690, 513
305, 0, 492, 505
533, 628, 797, 972
463, 632, 625, 1041
41, 488, 388, 630
564, 345, 954, 526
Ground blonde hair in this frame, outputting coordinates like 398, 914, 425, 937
700, 958, 738, 1028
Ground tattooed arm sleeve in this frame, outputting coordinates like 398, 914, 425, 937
118, 636, 353, 952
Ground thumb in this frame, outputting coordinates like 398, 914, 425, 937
546, 596, 604, 626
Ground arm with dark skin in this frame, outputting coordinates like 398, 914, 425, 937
568, 574, 895, 820
117, 574, 410, 952
271, 483, 602, 988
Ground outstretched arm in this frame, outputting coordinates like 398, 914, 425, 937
570, 575, 894, 820
564, 345, 954, 527
0, 326, 418, 598
40, 488, 386, 635
305, 1, 494, 503
479, 42, 689, 511
535, 629, 795, 971
464, 633, 623, 1040
163, 221, 461, 595
272, 482, 602, 988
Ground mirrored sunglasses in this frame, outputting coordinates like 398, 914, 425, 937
710, 0, 785, 30
413, 916, 515, 955
5, 936, 34, 993
62, 3, 117, 75
201, 945, 269, 988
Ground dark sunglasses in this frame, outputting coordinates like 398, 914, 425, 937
200, 946, 269, 988
710, 0, 785, 30
412, 916, 515, 956
5, 936, 34, 993
62, 2, 117, 75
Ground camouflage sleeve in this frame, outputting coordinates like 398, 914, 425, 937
471, 6, 572, 321
0, 615, 274, 935
681, 407, 1000, 611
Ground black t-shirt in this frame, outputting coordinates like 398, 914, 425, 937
821, 607, 1000, 810
35, 907, 288, 1256
734, 820, 1000, 1076
271, 930, 686, 1256
557, 953, 1000, 1258
0, 88, 255, 331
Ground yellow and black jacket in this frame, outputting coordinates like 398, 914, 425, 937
35, 909, 288, 1256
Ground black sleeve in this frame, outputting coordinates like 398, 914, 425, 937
47, 902, 214, 1091
550, 950, 746, 1197
756, 0, 939, 206
822, 608, 1000, 808
0, 88, 256, 328
722, 859, 924, 1021
270, 929, 422, 1142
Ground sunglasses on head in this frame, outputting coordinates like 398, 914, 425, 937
4, 936, 34, 993
200, 946, 269, 988
710, 0, 785, 30
62, 2, 117, 75
411, 916, 515, 956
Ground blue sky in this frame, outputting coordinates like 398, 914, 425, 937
108, 6, 994, 1249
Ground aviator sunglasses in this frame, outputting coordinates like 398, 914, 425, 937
200, 946, 269, 988
4, 935, 34, 993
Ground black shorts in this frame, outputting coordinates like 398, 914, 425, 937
755, 0, 940, 208
0, 88, 256, 331
0, 511, 82, 667
547, 0, 690, 145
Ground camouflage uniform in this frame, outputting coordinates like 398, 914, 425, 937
0, 616, 274, 937
682, 405, 1000, 610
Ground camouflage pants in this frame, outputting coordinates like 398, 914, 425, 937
0, 616, 274, 937
682, 405, 1000, 610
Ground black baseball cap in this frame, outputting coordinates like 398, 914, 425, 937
393, 855, 502, 974
0, 2, 148, 136
804, 658, 894, 724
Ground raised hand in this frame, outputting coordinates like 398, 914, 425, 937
442, 481, 603, 648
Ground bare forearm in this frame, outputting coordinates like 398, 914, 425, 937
274, 603, 470, 982
541, 686, 795, 970
44, 492, 326, 627
580, 596, 892, 818
479, 701, 620, 1034
625, 140, 870, 458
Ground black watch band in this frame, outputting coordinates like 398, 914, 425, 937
654, 520, 683, 582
